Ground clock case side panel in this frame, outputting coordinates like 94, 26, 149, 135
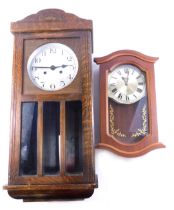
8, 34, 24, 184
81, 31, 97, 184
95, 50, 165, 157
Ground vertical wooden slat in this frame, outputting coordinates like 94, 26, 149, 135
60, 101, 66, 175
37, 101, 43, 176
10, 36, 24, 180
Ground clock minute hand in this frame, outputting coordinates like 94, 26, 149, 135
50, 65, 70, 70
32, 65, 64, 70
32, 64, 73, 70
32, 66, 51, 69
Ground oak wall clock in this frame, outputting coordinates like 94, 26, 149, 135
4, 9, 97, 200
94, 50, 165, 157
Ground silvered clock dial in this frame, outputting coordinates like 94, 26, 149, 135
27, 43, 78, 91
108, 64, 146, 104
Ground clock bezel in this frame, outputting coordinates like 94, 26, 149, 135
27, 42, 79, 91
108, 63, 147, 105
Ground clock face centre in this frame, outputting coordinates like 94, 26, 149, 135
108, 64, 146, 104
50, 65, 56, 70
116, 77, 138, 95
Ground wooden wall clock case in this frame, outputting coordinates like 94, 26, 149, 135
3, 9, 97, 200
94, 50, 165, 157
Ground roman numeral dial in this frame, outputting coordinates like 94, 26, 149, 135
108, 64, 146, 104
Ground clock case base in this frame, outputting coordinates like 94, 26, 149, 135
96, 142, 165, 158
4, 182, 97, 201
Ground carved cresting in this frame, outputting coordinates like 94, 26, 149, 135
23, 9, 67, 22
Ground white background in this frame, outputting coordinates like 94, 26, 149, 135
0, 0, 174, 209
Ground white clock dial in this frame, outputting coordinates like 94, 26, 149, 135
27, 43, 78, 91
108, 64, 146, 104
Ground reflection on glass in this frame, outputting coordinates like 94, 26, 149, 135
43, 102, 60, 175
108, 96, 149, 144
20, 102, 38, 175
65, 101, 83, 173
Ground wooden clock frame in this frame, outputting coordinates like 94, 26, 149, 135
94, 50, 165, 157
4, 9, 97, 200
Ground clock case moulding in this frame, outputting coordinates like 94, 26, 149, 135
94, 50, 165, 157
3, 9, 98, 201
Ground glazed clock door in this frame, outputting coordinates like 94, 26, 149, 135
94, 50, 165, 157
15, 36, 86, 186
108, 64, 149, 144
19, 100, 83, 177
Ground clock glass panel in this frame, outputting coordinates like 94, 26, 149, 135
20, 102, 38, 175
43, 102, 60, 175
108, 64, 149, 144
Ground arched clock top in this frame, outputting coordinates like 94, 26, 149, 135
11, 9, 92, 33
94, 50, 158, 64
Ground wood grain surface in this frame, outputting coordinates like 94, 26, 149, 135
5, 9, 97, 200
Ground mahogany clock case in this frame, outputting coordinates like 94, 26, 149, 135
94, 50, 165, 157
3, 9, 97, 200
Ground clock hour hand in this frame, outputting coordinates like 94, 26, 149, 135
121, 77, 128, 86
54, 64, 73, 69
32, 66, 51, 69
52, 64, 74, 70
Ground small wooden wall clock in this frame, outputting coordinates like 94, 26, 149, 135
4, 9, 97, 200
94, 50, 165, 157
